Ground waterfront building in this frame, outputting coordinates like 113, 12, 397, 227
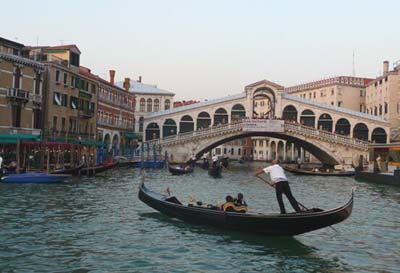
285, 76, 373, 112
96, 70, 136, 157
212, 139, 244, 160
0, 37, 44, 168
365, 61, 400, 141
116, 77, 174, 141
23, 44, 101, 166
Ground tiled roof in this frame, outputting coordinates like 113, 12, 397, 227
285, 76, 373, 93
115, 80, 175, 96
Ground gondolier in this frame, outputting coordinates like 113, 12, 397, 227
256, 160, 302, 214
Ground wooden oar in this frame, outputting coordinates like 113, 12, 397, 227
256, 174, 339, 233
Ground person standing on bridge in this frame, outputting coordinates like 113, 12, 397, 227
256, 160, 302, 214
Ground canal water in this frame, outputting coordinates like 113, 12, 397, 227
0, 162, 399, 273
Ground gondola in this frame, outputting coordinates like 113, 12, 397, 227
283, 166, 355, 177
221, 158, 229, 168
79, 161, 118, 176
208, 165, 222, 177
50, 162, 85, 175
138, 181, 354, 236
169, 165, 194, 175
201, 159, 209, 170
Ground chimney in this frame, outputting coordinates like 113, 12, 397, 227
383, 61, 389, 75
138, 76, 142, 83
123, 77, 130, 91
109, 70, 115, 85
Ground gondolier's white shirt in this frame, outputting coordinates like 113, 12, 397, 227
263, 165, 288, 183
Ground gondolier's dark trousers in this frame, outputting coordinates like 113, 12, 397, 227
275, 181, 301, 214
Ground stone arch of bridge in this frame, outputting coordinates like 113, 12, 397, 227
193, 132, 341, 166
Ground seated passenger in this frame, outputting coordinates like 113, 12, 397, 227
234, 193, 247, 207
220, 195, 235, 212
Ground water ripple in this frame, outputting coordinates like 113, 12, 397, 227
0, 164, 399, 272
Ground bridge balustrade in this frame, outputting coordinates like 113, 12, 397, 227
146, 119, 369, 150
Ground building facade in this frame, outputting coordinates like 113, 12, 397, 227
0, 37, 44, 139
97, 70, 136, 156
116, 77, 174, 140
0, 37, 44, 169
365, 61, 400, 141
22, 44, 102, 167
285, 76, 372, 112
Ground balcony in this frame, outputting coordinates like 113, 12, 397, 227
7, 88, 30, 102
97, 118, 132, 130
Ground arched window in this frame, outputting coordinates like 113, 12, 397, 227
179, 115, 194, 133
154, 99, 160, 112
231, 104, 246, 121
147, 98, 152, 112
145, 123, 160, 140
139, 116, 144, 132
165, 99, 171, 110
318, 113, 333, 132
299, 109, 315, 127
371, 127, 387, 143
196, 112, 211, 129
282, 105, 297, 122
139, 98, 145, 112
163, 119, 177, 137
213, 108, 228, 125
353, 123, 369, 141
335, 118, 351, 135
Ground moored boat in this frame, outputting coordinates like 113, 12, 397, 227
1, 173, 70, 184
169, 165, 193, 175
79, 161, 118, 176
283, 166, 355, 177
138, 181, 354, 236
354, 142, 400, 186
208, 165, 222, 177
50, 162, 85, 175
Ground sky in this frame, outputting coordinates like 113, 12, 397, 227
2, 0, 400, 100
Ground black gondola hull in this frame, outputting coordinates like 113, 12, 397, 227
169, 166, 193, 175
138, 182, 354, 236
50, 163, 85, 175
79, 162, 118, 176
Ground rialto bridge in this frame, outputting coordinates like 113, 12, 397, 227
143, 80, 390, 165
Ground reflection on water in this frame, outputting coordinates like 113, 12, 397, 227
0, 164, 399, 273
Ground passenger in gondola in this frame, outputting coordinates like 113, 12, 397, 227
234, 193, 247, 207
220, 195, 235, 212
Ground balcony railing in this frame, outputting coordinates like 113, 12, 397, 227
97, 118, 133, 129
7, 88, 30, 101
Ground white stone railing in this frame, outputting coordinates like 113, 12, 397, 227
146, 120, 369, 150
284, 122, 369, 150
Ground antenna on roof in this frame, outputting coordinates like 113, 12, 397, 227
36, 36, 39, 46
352, 50, 356, 76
